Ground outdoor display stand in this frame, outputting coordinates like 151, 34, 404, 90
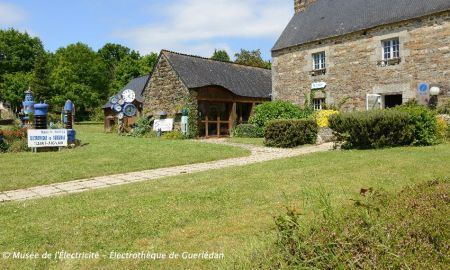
108, 89, 139, 133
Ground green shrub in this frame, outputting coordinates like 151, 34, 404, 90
393, 104, 439, 146
232, 124, 263, 138
264, 119, 318, 148
7, 139, 29, 153
254, 180, 449, 269
329, 110, 414, 149
250, 101, 313, 129
89, 107, 104, 122
162, 130, 183, 140
130, 117, 153, 137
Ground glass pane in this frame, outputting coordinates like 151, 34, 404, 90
208, 123, 218, 136
220, 123, 229, 136
220, 103, 232, 121
198, 102, 207, 120
198, 122, 206, 137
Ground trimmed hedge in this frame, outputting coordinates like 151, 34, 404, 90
232, 124, 263, 138
329, 105, 439, 149
329, 110, 414, 149
250, 101, 313, 129
264, 119, 318, 148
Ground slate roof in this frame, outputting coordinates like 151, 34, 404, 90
273, 0, 450, 51
162, 50, 272, 99
103, 74, 150, 108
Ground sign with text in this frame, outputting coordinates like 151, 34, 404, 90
28, 129, 68, 148
153, 119, 174, 132
311, 82, 327, 90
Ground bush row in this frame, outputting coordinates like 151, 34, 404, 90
329, 104, 439, 149
264, 119, 318, 148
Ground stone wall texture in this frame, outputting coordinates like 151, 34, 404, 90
272, 11, 450, 111
143, 54, 191, 117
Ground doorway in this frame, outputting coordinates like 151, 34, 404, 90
384, 94, 403, 108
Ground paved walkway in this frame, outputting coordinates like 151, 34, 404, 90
0, 141, 334, 203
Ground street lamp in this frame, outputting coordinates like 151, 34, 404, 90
429, 86, 441, 109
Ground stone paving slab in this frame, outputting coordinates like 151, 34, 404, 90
0, 142, 334, 203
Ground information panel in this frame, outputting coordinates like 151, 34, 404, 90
27, 129, 68, 148
153, 119, 174, 132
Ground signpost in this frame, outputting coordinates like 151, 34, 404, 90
28, 129, 68, 148
153, 119, 174, 132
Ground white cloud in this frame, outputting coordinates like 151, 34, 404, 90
114, 0, 292, 57
0, 2, 26, 26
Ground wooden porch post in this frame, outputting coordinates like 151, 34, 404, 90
230, 102, 237, 134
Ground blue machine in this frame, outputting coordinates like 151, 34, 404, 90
63, 100, 76, 144
33, 102, 49, 129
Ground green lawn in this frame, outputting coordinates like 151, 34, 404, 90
0, 125, 249, 191
0, 144, 449, 269
227, 137, 265, 146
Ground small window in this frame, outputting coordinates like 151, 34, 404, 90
313, 52, 326, 70
313, 98, 325, 111
382, 38, 400, 60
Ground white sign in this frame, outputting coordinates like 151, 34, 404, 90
311, 82, 327, 90
28, 129, 68, 148
153, 119, 174, 132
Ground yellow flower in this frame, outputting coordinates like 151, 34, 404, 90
315, 110, 339, 128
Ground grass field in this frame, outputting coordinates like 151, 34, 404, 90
0, 143, 449, 269
0, 125, 249, 191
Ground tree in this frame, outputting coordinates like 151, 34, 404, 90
211, 49, 231, 62
0, 28, 44, 76
139, 53, 158, 74
30, 51, 53, 103
50, 43, 108, 118
111, 55, 142, 92
0, 72, 32, 112
234, 49, 271, 69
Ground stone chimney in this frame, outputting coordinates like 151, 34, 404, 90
294, 0, 316, 14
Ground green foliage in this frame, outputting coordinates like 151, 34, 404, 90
0, 28, 44, 75
250, 101, 313, 129
162, 130, 184, 140
264, 119, 318, 148
232, 124, 263, 138
329, 110, 414, 149
0, 72, 32, 111
139, 53, 158, 74
50, 42, 109, 119
89, 107, 104, 122
234, 49, 271, 69
30, 51, 53, 103
130, 116, 153, 137
211, 49, 231, 62
184, 97, 198, 138
260, 180, 450, 269
393, 103, 439, 146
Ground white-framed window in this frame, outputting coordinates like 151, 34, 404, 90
313, 98, 325, 111
313, 52, 326, 70
382, 38, 400, 60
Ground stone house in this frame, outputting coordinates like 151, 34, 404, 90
272, 0, 450, 111
142, 50, 271, 137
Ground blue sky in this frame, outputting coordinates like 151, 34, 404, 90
0, 0, 293, 60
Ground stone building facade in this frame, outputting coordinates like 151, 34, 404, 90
273, 0, 450, 111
